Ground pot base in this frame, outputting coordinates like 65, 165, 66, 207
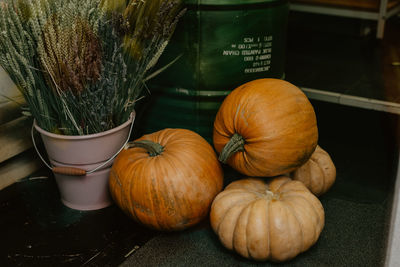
54, 167, 113, 211
60, 198, 112, 211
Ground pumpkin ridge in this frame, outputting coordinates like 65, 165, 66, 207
239, 106, 250, 128
314, 154, 334, 192
233, 103, 242, 129
219, 191, 259, 206
232, 203, 252, 259
205, 162, 224, 198
286, 194, 323, 246
166, 146, 211, 229
214, 189, 248, 199
192, 139, 224, 192
269, 176, 294, 193
268, 200, 290, 261
120, 163, 132, 218
312, 160, 326, 194
212, 192, 255, 232
281, 196, 316, 250
127, 160, 146, 223
218, 202, 250, 249
225, 178, 266, 191
109, 168, 123, 208
284, 193, 324, 243
148, 161, 163, 229
247, 198, 271, 261
117, 166, 135, 216
213, 118, 232, 141
246, 200, 261, 260
140, 156, 166, 228
279, 201, 303, 260
224, 185, 269, 199
157, 155, 182, 230
282, 199, 305, 252
278, 189, 310, 196
174, 147, 218, 215
242, 151, 269, 177
110, 168, 122, 188
266, 199, 271, 261
304, 162, 315, 189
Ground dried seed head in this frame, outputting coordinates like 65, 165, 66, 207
39, 15, 102, 94
121, 0, 184, 60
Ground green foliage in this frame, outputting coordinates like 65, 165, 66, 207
0, 0, 183, 135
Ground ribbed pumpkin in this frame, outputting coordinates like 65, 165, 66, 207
213, 78, 318, 177
110, 128, 224, 231
210, 176, 325, 262
290, 145, 336, 196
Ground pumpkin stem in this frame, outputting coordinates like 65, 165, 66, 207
126, 140, 164, 157
265, 190, 280, 201
218, 133, 245, 163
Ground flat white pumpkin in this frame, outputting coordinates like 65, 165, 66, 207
210, 176, 325, 262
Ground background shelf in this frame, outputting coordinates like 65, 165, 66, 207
290, 0, 400, 38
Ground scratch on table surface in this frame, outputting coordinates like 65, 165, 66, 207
124, 245, 140, 258
82, 251, 101, 266
27, 176, 49, 181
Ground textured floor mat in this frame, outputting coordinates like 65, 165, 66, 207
122, 197, 390, 267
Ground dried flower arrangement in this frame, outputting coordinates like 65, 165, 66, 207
0, 0, 184, 135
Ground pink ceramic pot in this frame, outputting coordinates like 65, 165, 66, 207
34, 112, 135, 211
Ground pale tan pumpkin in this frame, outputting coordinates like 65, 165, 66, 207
290, 145, 336, 196
210, 176, 324, 262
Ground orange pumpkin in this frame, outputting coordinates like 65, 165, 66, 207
110, 128, 224, 231
290, 145, 336, 196
210, 176, 325, 262
213, 78, 318, 177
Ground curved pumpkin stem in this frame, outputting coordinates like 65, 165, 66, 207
218, 133, 245, 163
126, 140, 164, 157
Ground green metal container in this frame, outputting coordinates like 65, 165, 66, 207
136, 0, 289, 141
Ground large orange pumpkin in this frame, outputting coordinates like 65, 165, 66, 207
210, 176, 325, 262
213, 78, 318, 177
109, 128, 224, 231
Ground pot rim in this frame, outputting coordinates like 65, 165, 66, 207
33, 111, 135, 141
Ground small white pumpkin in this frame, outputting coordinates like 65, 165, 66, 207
290, 145, 336, 196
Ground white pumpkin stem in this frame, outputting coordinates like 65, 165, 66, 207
218, 133, 245, 163
265, 190, 279, 200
